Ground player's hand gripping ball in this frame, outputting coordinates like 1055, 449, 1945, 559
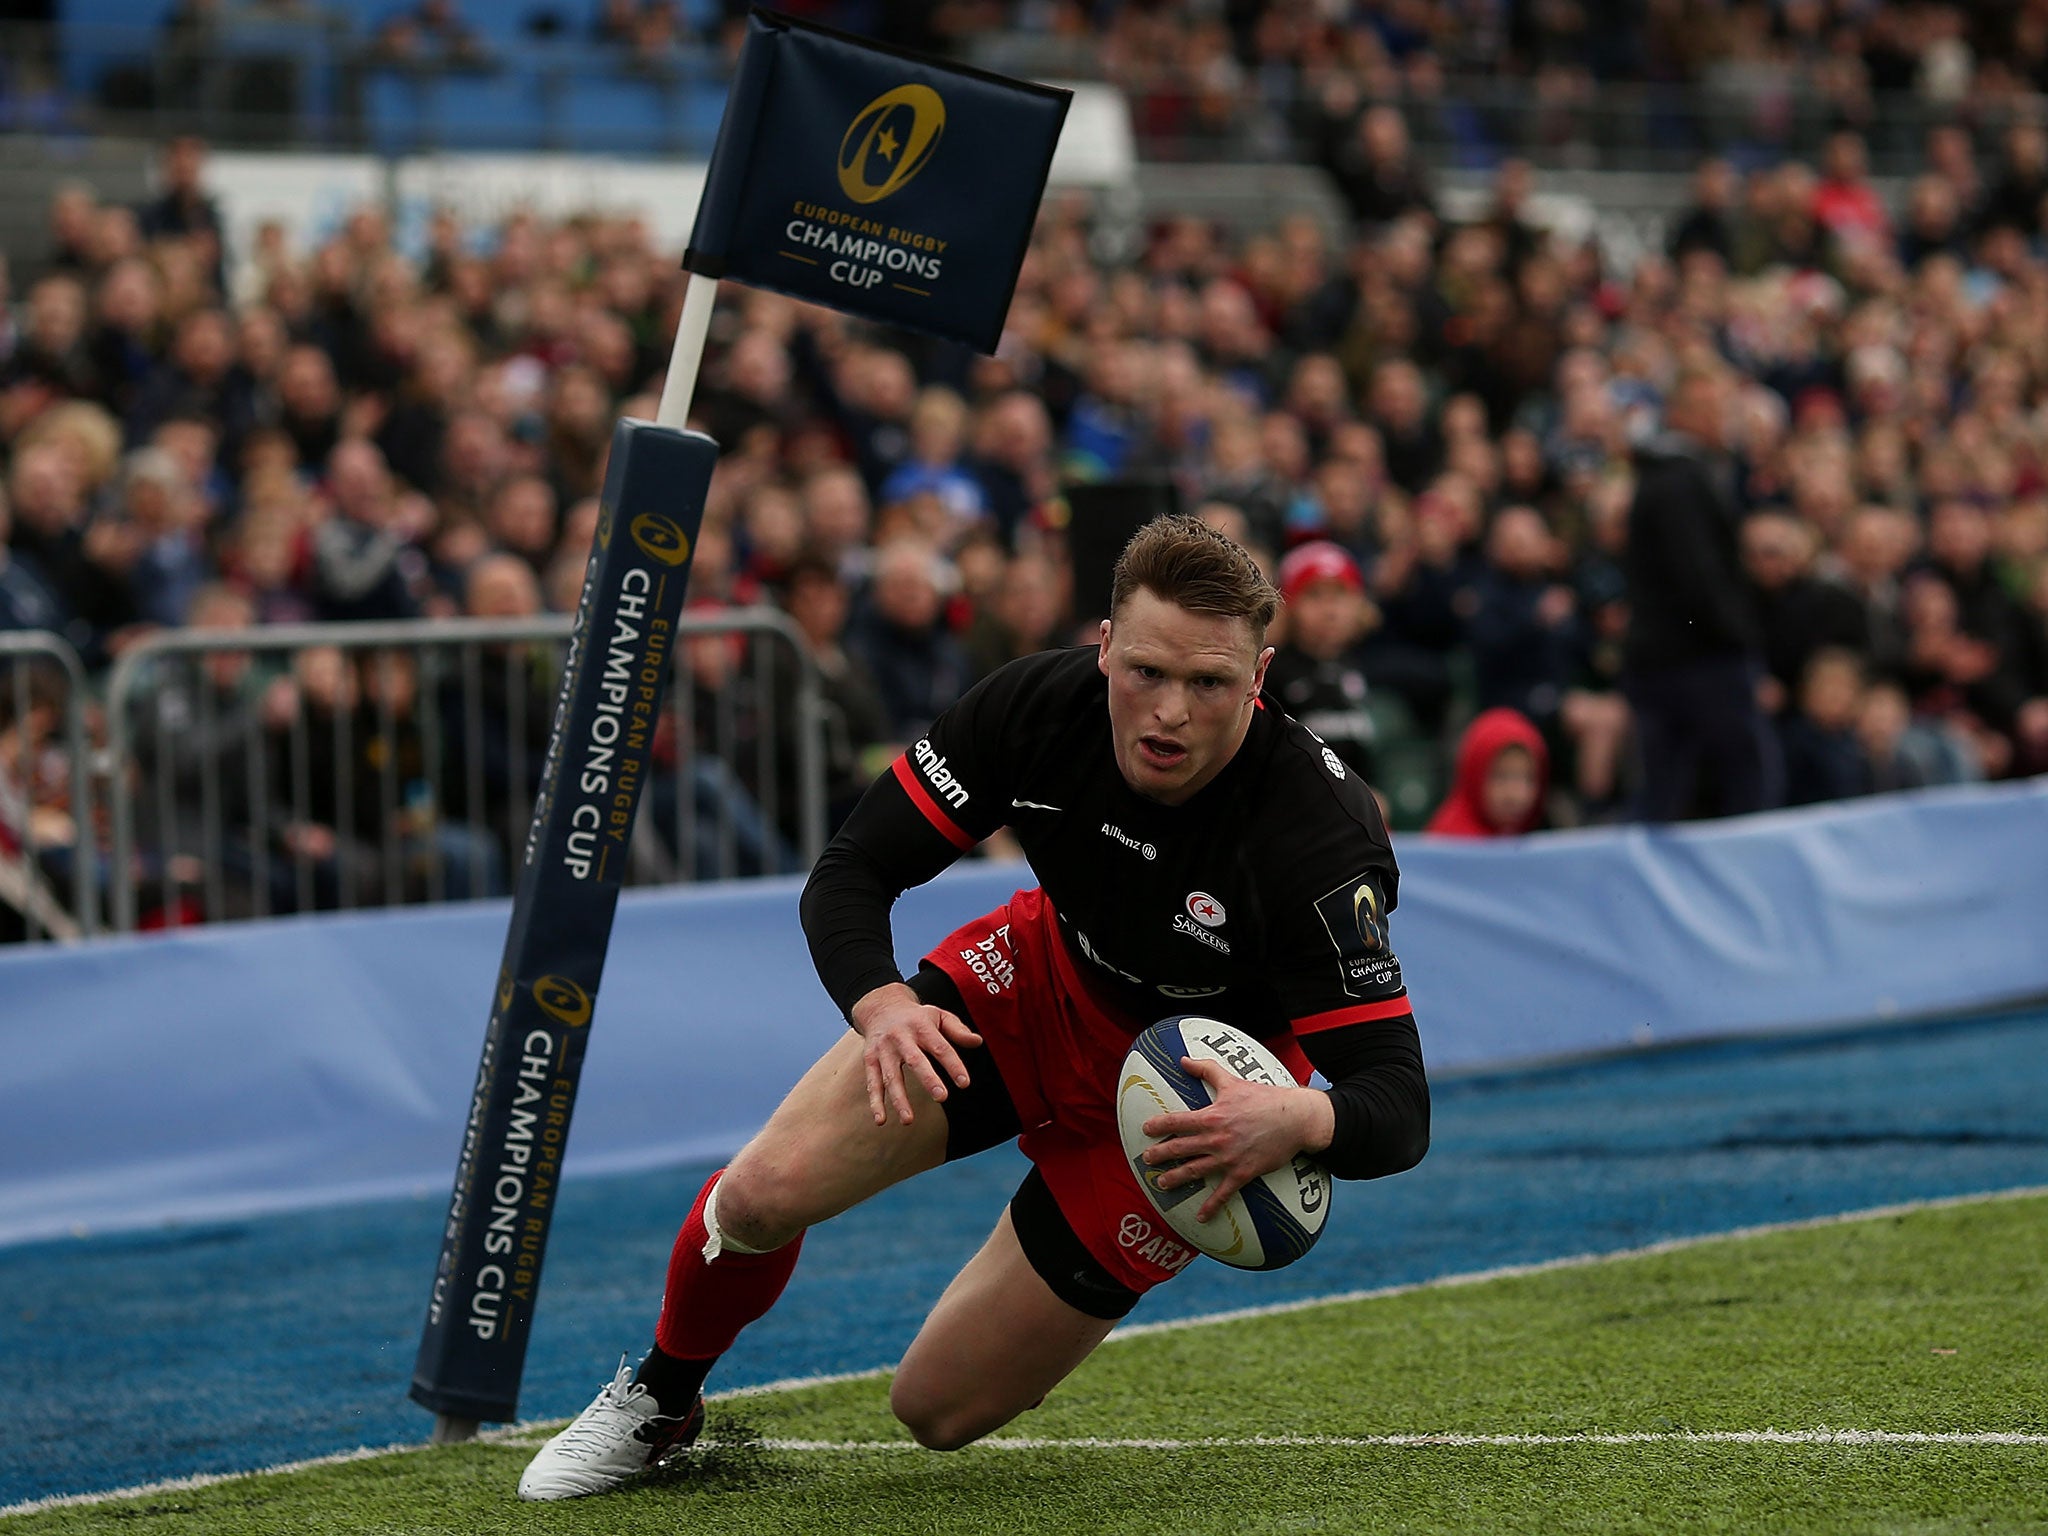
1116, 1017, 1331, 1270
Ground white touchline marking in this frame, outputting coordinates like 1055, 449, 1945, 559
0, 1444, 445, 1518
739, 1431, 2048, 1452
6, 1184, 2043, 1518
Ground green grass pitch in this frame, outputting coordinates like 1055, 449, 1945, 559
7, 1190, 2043, 1535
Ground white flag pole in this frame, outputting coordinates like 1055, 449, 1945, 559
655, 274, 718, 431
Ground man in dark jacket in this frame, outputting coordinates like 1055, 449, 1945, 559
1741, 510, 1869, 710
0, 486, 65, 634
1312, 96, 1437, 229
136, 136, 227, 297
1468, 505, 1582, 730
126, 308, 253, 469
310, 441, 428, 622
1623, 367, 1782, 820
4, 439, 139, 665
847, 538, 970, 747
0, 274, 98, 400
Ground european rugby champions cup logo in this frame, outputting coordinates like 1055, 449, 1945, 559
628, 512, 691, 567
1312, 875, 1395, 998
531, 975, 593, 1027
1351, 880, 1387, 954
837, 85, 946, 204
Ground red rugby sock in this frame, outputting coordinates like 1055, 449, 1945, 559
652, 1169, 803, 1363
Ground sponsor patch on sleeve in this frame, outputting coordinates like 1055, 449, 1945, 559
1311, 873, 1403, 999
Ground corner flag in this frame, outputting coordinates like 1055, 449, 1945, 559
410, 421, 716, 1428
686, 9, 1071, 353
412, 8, 1067, 1441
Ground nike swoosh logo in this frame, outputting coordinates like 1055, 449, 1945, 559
1010, 799, 1063, 812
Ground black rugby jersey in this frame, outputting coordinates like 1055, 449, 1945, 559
801, 645, 1428, 1179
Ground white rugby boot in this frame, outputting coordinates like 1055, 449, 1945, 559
517, 1356, 706, 1500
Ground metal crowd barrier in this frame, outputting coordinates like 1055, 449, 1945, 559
972, 39, 2022, 176
101, 610, 824, 934
0, 630, 95, 943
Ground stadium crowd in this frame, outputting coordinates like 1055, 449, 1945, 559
4, 106, 2048, 932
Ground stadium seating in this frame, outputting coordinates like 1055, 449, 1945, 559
56, 0, 731, 156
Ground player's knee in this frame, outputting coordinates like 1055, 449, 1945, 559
907, 1419, 981, 1453
888, 1383, 987, 1453
712, 1159, 806, 1252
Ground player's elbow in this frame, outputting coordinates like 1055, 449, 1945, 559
1387, 1115, 1430, 1174
1364, 1091, 1430, 1177
1324, 1111, 1428, 1181
1387, 1079, 1431, 1172
1318, 1066, 1430, 1180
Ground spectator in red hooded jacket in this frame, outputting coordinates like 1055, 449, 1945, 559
1426, 707, 1549, 837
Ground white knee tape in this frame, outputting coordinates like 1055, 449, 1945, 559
700, 1176, 769, 1261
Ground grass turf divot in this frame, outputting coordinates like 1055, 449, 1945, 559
3, 1190, 2043, 1535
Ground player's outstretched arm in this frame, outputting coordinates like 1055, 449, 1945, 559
1139, 1060, 1335, 1224
849, 980, 984, 1127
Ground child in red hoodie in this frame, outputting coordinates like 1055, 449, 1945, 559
1425, 707, 1549, 837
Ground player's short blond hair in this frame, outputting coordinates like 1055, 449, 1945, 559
1111, 516, 1279, 638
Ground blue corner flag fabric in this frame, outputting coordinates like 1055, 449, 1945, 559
685, 8, 1070, 353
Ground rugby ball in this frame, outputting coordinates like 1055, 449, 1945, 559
1115, 1017, 1331, 1271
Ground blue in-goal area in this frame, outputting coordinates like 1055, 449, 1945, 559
3, 1006, 2046, 1508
